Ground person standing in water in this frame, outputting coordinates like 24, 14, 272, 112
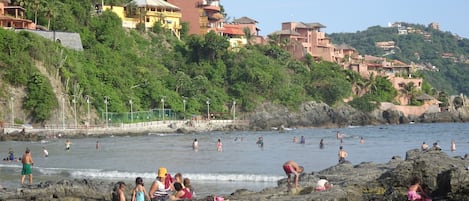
338, 146, 348, 164
65, 139, 72, 151
42, 146, 49, 157
192, 139, 199, 151
451, 139, 456, 152
300, 136, 305, 144
96, 141, 100, 150
319, 139, 325, 149
217, 139, 223, 152
21, 148, 34, 185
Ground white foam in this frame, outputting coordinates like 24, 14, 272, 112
33, 166, 282, 182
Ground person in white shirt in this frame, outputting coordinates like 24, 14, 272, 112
315, 176, 332, 191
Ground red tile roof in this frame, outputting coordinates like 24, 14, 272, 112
204, 5, 220, 11
223, 25, 244, 35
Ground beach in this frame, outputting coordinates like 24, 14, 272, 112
1, 122, 469, 199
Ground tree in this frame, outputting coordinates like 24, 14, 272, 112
243, 27, 252, 45
42, 0, 63, 30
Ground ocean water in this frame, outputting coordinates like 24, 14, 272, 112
1, 122, 468, 197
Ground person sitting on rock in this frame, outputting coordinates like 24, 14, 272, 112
432, 142, 441, 151
421, 142, 429, 151
315, 176, 332, 191
407, 176, 431, 201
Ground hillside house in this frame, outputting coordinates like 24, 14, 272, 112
271, 22, 357, 62
0, 0, 36, 30
104, 0, 182, 38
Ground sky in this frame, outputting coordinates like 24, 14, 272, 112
222, 0, 469, 39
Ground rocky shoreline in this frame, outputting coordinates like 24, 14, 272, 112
2, 101, 469, 142
1, 148, 467, 201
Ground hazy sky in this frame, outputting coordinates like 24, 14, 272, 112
222, 0, 469, 38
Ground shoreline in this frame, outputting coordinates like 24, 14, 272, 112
1, 119, 250, 140
1, 148, 468, 200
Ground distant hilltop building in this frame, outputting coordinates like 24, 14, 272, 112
375, 41, 395, 50
428, 22, 440, 30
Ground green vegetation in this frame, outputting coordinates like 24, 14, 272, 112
0, 0, 362, 124
2, 2, 464, 125
329, 23, 469, 95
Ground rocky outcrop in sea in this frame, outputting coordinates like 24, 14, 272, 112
248, 101, 469, 130
1, 148, 467, 201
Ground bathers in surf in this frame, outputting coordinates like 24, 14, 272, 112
22, 163, 32, 175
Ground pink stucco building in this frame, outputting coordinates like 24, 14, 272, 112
0, 0, 36, 30
167, 0, 224, 35
271, 22, 357, 62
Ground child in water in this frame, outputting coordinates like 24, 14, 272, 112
132, 177, 149, 201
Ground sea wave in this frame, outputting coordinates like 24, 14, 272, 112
148, 133, 184, 136
24, 166, 283, 182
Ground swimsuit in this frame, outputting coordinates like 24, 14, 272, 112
407, 190, 421, 200
283, 164, 297, 174
180, 188, 192, 199
135, 191, 145, 201
22, 163, 32, 175
152, 180, 170, 201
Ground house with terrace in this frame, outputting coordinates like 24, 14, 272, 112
271, 22, 357, 62
0, 0, 36, 30
167, 0, 223, 35
104, 0, 182, 39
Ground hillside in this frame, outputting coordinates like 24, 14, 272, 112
0, 0, 360, 126
328, 22, 469, 95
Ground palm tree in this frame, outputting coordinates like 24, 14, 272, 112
364, 72, 378, 94
43, 0, 63, 30
243, 27, 252, 45
399, 82, 416, 105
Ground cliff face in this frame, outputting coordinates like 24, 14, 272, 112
248, 101, 469, 129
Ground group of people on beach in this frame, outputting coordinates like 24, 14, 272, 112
114, 167, 196, 201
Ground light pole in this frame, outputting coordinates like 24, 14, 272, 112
61, 94, 66, 130
182, 97, 187, 120
86, 96, 91, 127
10, 95, 14, 127
73, 96, 77, 128
232, 99, 236, 121
161, 96, 166, 121
206, 98, 210, 121
104, 96, 109, 128
129, 99, 133, 123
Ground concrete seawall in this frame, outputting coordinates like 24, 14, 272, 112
2, 120, 249, 137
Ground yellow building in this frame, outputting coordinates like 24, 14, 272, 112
104, 0, 182, 39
